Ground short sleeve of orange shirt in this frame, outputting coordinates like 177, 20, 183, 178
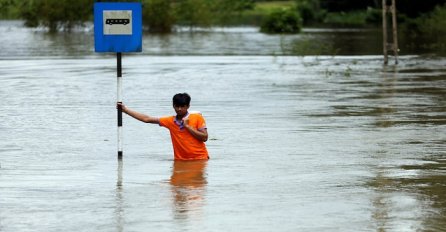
159, 113, 209, 160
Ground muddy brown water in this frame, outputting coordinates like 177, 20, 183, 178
0, 21, 445, 232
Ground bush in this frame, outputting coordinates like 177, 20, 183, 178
175, 0, 213, 28
296, 0, 326, 24
143, 0, 175, 33
260, 8, 302, 34
418, 4, 446, 36
19, 0, 92, 32
364, 7, 382, 24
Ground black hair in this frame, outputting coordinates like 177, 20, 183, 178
172, 93, 191, 106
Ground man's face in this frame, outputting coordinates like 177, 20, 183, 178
173, 104, 189, 117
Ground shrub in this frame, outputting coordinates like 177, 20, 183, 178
143, 0, 175, 33
364, 7, 382, 24
19, 0, 91, 32
260, 8, 302, 34
418, 4, 446, 36
175, 0, 213, 28
296, 0, 326, 24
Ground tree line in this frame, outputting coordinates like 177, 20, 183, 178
0, 0, 254, 32
0, 0, 445, 33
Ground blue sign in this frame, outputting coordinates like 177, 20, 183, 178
94, 2, 142, 52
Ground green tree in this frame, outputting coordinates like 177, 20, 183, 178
143, 0, 175, 33
212, 0, 254, 25
0, 0, 17, 18
295, 0, 325, 24
15, 0, 256, 33
319, 0, 378, 12
19, 0, 92, 32
260, 7, 302, 34
176, 0, 213, 28
416, 4, 446, 36
318, 0, 445, 17
143, 0, 254, 31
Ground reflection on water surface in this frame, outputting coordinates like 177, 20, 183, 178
170, 161, 207, 221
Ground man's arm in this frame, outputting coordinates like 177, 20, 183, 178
117, 103, 159, 124
183, 118, 208, 142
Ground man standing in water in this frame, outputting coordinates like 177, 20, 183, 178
117, 93, 209, 160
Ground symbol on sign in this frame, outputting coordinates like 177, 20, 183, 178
103, 10, 132, 35
106, 19, 130, 25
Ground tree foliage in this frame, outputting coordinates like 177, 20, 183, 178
295, 0, 325, 24
413, 3, 446, 36
19, 0, 92, 32
212, 0, 254, 24
145, 0, 254, 31
318, 0, 446, 17
175, 0, 214, 28
143, 0, 174, 33
319, 0, 379, 12
260, 8, 302, 34
10, 0, 446, 33
396, 0, 446, 17
0, 0, 17, 18
15, 0, 253, 32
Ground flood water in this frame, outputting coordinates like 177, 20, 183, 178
0, 21, 445, 232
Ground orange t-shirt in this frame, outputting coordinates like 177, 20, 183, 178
159, 112, 209, 160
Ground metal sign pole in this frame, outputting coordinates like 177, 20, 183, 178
117, 52, 123, 159
94, 2, 142, 160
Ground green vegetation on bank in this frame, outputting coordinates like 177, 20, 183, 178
408, 4, 446, 36
0, 0, 445, 36
0, 0, 19, 18
260, 8, 302, 33
232, 1, 295, 25
20, 0, 91, 30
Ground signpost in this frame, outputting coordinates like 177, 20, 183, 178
94, 2, 142, 160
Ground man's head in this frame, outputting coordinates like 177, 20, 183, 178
173, 93, 191, 107
173, 93, 191, 117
